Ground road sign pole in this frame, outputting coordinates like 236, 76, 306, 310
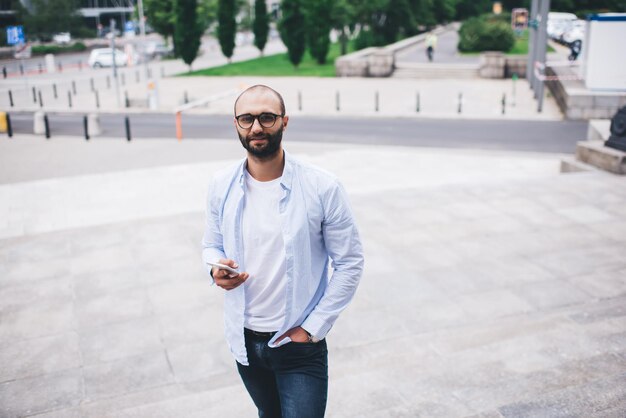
527, 0, 539, 92
536, 0, 551, 113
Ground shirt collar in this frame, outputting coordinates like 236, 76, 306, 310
236, 150, 293, 191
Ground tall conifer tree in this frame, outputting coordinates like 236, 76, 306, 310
217, 0, 237, 61
175, 0, 203, 70
253, 0, 269, 55
279, 0, 306, 68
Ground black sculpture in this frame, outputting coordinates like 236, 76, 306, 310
605, 106, 626, 152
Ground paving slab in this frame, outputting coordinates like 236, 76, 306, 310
0, 133, 625, 417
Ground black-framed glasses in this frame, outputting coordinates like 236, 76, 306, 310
235, 112, 283, 129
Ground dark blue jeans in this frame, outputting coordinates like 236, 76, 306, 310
237, 329, 328, 418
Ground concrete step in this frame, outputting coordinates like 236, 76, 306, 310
393, 63, 480, 79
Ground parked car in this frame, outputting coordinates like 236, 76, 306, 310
562, 20, 586, 45
88, 48, 128, 68
144, 41, 173, 59
52, 32, 71, 44
547, 12, 577, 40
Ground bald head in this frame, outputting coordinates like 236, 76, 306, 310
234, 85, 286, 116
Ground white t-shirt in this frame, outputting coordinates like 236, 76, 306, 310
242, 170, 287, 332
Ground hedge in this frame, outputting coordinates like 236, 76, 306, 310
458, 15, 515, 53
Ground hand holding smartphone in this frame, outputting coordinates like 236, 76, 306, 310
206, 261, 240, 275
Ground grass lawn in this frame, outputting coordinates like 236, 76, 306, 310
184, 42, 351, 77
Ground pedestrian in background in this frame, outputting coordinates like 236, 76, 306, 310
426, 31, 438, 62
202, 85, 364, 418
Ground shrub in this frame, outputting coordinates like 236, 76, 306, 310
458, 15, 515, 52
31, 42, 87, 55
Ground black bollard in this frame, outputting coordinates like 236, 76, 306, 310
2, 67, 6, 79
78, 61, 83, 71
184, 91, 189, 104
95, 91, 100, 109
8, 90, 13, 107
124, 91, 130, 108
375, 91, 379, 112
68, 91, 72, 108
416, 92, 420, 113
83, 115, 89, 140
6, 113, 12, 138
336, 91, 340, 112
72, 80, 77, 95
90, 78, 95, 92
19, 63, 24, 75
38, 90, 43, 108
32, 87, 37, 103
53, 83, 58, 99
458, 93, 463, 114
38, 63, 43, 73
58, 62, 63, 72
298, 91, 302, 111
106, 76, 111, 89
125, 116, 131, 141
502, 93, 506, 115
44, 114, 50, 139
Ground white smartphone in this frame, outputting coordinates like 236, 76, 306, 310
206, 262, 240, 275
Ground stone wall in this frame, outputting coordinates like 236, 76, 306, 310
335, 25, 451, 78
545, 66, 626, 120
335, 48, 378, 77
478, 52, 527, 79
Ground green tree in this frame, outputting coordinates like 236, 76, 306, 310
175, 0, 203, 70
144, 0, 176, 47
380, 0, 416, 43
253, 0, 269, 55
217, 0, 237, 61
433, 0, 457, 23
455, 0, 491, 20
279, 0, 306, 68
23, 0, 82, 41
304, 0, 333, 64
330, 0, 355, 55
197, 0, 219, 32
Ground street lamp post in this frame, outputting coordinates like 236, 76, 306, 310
110, 19, 121, 108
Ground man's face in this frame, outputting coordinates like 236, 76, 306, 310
234, 90, 288, 159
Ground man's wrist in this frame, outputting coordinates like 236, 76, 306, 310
302, 327, 320, 343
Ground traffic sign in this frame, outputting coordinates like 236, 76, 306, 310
125, 21, 135, 33
6, 26, 25, 45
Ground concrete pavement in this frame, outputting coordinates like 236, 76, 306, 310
0, 130, 625, 417
1, 32, 624, 417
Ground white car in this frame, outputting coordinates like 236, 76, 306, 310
547, 12, 577, 40
88, 48, 128, 68
52, 32, 71, 44
562, 20, 586, 45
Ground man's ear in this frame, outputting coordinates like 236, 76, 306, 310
282, 115, 289, 130
233, 117, 238, 128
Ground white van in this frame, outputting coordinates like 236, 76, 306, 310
88, 48, 128, 68
547, 12, 578, 40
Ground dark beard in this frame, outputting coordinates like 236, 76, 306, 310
238, 127, 283, 159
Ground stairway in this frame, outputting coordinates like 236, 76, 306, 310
393, 62, 480, 79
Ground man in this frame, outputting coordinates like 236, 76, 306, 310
202, 85, 364, 418
425, 32, 437, 62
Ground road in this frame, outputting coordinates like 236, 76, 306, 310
7, 112, 587, 154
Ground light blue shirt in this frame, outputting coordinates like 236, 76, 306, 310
202, 150, 364, 365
